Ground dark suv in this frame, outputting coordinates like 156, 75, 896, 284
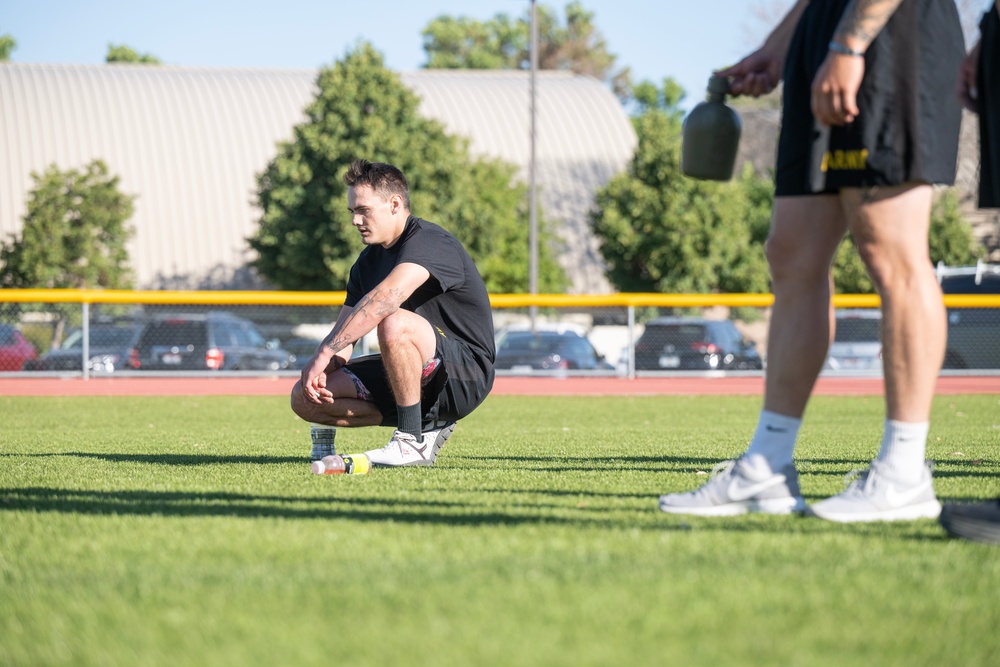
634, 317, 762, 371
129, 312, 295, 371
937, 263, 1000, 369
494, 329, 614, 372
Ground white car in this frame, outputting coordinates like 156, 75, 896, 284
825, 309, 882, 372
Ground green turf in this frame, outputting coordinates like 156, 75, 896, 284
1, 393, 999, 666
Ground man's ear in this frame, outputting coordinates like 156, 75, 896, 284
390, 194, 403, 215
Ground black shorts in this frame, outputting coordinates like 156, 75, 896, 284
341, 330, 494, 429
775, 0, 964, 196
979, 7, 1000, 208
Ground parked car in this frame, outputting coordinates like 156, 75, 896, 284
0, 323, 38, 371
825, 309, 882, 372
25, 322, 142, 372
938, 262, 1000, 369
633, 317, 762, 371
282, 336, 324, 370
494, 329, 614, 372
129, 312, 295, 371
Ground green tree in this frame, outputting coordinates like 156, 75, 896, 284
0, 34, 16, 61
249, 43, 565, 293
106, 44, 161, 64
928, 190, 983, 267
422, 2, 630, 98
591, 78, 772, 295
0, 160, 135, 290
0, 160, 136, 344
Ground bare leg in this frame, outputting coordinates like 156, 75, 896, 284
763, 195, 849, 418
658, 195, 847, 516
843, 184, 943, 422
290, 310, 437, 435
376, 309, 438, 407
808, 184, 944, 522
362, 310, 449, 468
290, 371, 384, 427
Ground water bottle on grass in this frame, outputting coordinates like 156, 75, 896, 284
311, 454, 371, 476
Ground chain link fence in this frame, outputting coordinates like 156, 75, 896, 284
1, 289, 998, 379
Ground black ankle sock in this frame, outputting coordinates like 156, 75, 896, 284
397, 403, 422, 440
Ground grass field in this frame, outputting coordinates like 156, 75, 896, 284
2, 392, 999, 666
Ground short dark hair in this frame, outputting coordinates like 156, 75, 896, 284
343, 159, 410, 210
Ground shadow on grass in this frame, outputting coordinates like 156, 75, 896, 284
451, 455, 934, 476
0, 485, 681, 530
3, 452, 303, 466
450, 454, 727, 474
929, 459, 999, 480
5, 451, 895, 477
0, 486, 953, 541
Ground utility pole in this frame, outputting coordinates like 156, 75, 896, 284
529, 0, 539, 330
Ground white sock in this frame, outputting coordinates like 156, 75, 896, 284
875, 420, 929, 484
745, 410, 801, 469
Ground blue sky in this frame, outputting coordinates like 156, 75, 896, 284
2, 0, 790, 110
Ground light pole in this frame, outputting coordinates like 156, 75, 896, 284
529, 0, 539, 330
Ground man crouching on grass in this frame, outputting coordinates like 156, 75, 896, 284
291, 159, 496, 467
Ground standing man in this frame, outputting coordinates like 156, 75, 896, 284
939, 0, 1000, 544
292, 159, 496, 467
659, 0, 965, 521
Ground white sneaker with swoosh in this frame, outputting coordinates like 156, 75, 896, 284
364, 423, 456, 468
808, 461, 941, 522
658, 454, 807, 516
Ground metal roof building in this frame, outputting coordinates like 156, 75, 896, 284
0, 63, 636, 292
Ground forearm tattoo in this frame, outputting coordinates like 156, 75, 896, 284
834, 0, 904, 48
322, 286, 404, 354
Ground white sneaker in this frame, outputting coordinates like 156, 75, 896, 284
808, 461, 941, 523
658, 454, 807, 516
421, 421, 456, 461
364, 423, 456, 468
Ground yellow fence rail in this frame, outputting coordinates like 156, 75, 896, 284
2, 289, 999, 308
3, 289, 999, 379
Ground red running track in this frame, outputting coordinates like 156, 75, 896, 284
1, 375, 998, 397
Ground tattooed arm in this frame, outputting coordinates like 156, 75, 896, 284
300, 262, 431, 403
831, 0, 904, 54
811, 0, 904, 126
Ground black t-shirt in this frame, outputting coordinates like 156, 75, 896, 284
345, 215, 496, 365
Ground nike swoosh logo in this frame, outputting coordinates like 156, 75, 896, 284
883, 482, 929, 506
765, 424, 787, 433
727, 475, 786, 502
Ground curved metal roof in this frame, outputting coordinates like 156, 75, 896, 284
0, 63, 636, 292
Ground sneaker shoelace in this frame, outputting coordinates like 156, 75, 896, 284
710, 460, 737, 479
685, 460, 738, 499
392, 432, 422, 458
841, 459, 935, 495
373, 433, 408, 456
839, 468, 871, 496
